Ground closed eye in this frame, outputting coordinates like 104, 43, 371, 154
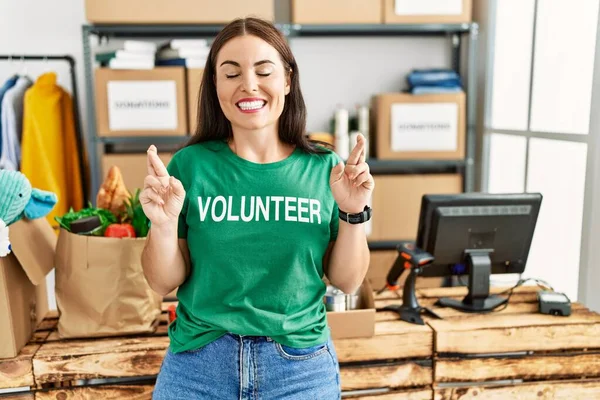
257, 73, 271, 77
226, 74, 240, 79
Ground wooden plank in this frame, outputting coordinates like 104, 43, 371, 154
154, 324, 169, 336
376, 286, 539, 301
0, 332, 50, 390
29, 331, 52, 344
336, 331, 432, 362
429, 309, 600, 332
341, 361, 432, 390
433, 379, 600, 400
34, 348, 166, 384
0, 393, 34, 400
435, 351, 600, 382
44, 331, 60, 342
430, 311, 600, 354
375, 320, 431, 336
349, 387, 432, 400
45, 326, 167, 342
33, 337, 169, 384
35, 384, 154, 399
35, 318, 58, 332
375, 301, 586, 319
375, 294, 538, 311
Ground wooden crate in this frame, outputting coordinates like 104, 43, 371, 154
434, 379, 600, 400
424, 286, 600, 399
0, 300, 433, 399
3, 287, 600, 399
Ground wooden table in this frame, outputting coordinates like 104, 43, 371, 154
1, 286, 599, 399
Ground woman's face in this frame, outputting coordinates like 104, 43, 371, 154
214, 34, 291, 134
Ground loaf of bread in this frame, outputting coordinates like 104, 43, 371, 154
96, 166, 130, 216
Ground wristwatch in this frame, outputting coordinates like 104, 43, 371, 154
339, 205, 373, 224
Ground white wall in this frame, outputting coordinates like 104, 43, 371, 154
0, 0, 87, 122
0, 0, 88, 310
0, 2, 453, 310
293, 37, 449, 132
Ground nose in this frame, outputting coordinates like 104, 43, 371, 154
241, 72, 258, 93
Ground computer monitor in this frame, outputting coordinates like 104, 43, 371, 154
415, 192, 543, 312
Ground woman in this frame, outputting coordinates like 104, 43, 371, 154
141, 17, 374, 400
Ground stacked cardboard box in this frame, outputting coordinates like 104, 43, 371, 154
85, 0, 274, 24
291, 0, 472, 24
292, 0, 382, 24
0, 219, 55, 359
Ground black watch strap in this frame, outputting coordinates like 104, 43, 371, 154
339, 205, 372, 224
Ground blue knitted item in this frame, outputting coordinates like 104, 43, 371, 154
0, 170, 32, 225
0, 170, 57, 226
24, 189, 58, 220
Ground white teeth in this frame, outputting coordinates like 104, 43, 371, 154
238, 100, 265, 111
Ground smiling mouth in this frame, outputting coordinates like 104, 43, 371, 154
236, 100, 267, 111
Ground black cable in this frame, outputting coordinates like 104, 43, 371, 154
376, 276, 557, 314
490, 277, 554, 313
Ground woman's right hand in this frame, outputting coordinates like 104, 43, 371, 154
140, 145, 186, 228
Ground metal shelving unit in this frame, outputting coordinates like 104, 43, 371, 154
81, 22, 479, 251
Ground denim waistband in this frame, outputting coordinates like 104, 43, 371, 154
225, 332, 273, 342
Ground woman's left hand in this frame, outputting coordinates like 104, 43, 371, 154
330, 134, 375, 214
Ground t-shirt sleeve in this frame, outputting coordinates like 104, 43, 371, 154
166, 155, 188, 239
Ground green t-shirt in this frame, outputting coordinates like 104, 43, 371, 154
166, 140, 340, 353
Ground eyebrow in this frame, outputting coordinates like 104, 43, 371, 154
219, 60, 275, 67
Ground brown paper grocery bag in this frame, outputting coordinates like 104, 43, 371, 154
54, 229, 162, 338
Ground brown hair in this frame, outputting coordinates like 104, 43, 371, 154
185, 17, 326, 153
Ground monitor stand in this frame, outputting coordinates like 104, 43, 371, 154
436, 250, 508, 313
381, 266, 442, 325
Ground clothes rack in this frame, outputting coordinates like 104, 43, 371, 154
0, 54, 88, 205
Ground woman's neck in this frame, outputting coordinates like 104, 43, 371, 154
229, 127, 294, 164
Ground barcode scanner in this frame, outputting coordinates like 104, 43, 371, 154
377, 241, 442, 325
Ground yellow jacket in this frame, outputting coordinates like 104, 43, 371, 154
21, 72, 84, 229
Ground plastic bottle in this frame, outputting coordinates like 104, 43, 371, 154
357, 105, 370, 159
334, 108, 350, 160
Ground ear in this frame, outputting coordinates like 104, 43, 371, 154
23, 189, 58, 220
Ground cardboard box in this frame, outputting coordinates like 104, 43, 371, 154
371, 92, 466, 160
383, 0, 472, 24
369, 174, 463, 241
102, 153, 173, 194
367, 250, 444, 290
85, 0, 274, 24
326, 279, 375, 339
0, 218, 55, 359
292, 0, 382, 24
95, 67, 188, 137
187, 68, 204, 134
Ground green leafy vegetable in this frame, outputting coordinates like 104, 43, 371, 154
123, 189, 150, 238
55, 202, 117, 235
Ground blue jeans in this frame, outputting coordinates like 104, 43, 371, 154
153, 333, 341, 399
